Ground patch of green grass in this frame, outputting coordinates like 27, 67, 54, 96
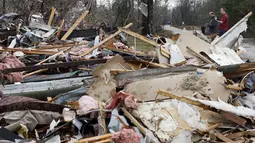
126, 35, 155, 53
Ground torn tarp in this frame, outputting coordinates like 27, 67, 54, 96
0, 96, 64, 130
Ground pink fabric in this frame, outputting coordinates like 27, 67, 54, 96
106, 91, 138, 110
69, 46, 90, 56
0, 55, 25, 83
113, 42, 128, 49
112, 129, 141, 143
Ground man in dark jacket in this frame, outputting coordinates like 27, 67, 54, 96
201, 12, 218, 35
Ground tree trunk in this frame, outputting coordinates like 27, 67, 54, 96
2, 0, 6, 14
142, 0, 153, 35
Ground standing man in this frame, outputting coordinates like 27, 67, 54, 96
216, 8, 229, 36
201, 12, 218, 35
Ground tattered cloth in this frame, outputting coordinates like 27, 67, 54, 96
0, 55, 25, 83
0, 96, 64, 130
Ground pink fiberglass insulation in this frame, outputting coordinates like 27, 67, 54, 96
112, 128, 141, 143
77, 96, 99, 115
0, 55, 25, 83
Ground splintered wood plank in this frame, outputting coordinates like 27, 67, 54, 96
79, 23, 133, 57
214, 131, 234, 142
78, 134, 113, 143
48, 7, 56, 26
56, 20, 65, 38
0, 48, 57, 55
61, 10, 89, 40
220, 111, 247, 126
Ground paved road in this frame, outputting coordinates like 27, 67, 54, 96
240, 38, 255, 62
162, 25, 184, 34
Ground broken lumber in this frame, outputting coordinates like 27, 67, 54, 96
0, 48, 57, 55
23, 69, 48, 78
48, 7, 56, 26
218, 63, 255, 78
186, 46, 214, 64
78, 133, 113, 143
138, 60, 169, 68
37, 43, 87, 50
226, 130, 255, 140
61, 10, 89, 40
160, 47, 171, 59
56, 20, 65, 38
79, 23, 133, 57
220, 111, 247, 126
121, 107, 146, 135
119, 28, 159, 47
158, 89, 210, 110
99, 102, 107, 134
110, 69, 133, 75
214, 131, 234, 142
23, 47, 72, 78
0, 59, 107, 74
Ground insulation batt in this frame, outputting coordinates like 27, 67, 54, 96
77, 96, 99, 115
0, 55, 25, 83
112, 128, 141, 143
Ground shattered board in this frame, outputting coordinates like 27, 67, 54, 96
125, 70, 230, 102
209, 47, 244, 66
133, 100, 208, 142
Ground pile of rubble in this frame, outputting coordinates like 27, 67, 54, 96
1, 7, 255, 143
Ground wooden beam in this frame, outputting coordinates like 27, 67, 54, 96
158, 89, 210, 110
78, 134, 113, 143
186, 46, 214, 64
138, 60, 169, 68
48, 7, 56, 26
119, 28, 159, 47
226, 130, 255, 140
110, 69, 133, 75
56, 20, 65, 38
23, 47, 73, 78
220, 111, 247, 126
94, 139, 112, 143
160, 47, 171, 59
121, 107, 146, 135
61, 10, 89, 40
79, 23, 133, 57
23, 69, 48, 78
214, 131, 234, 142
0, 48, 57, 55
37, 43, 87, 50
1, 59, 108, 74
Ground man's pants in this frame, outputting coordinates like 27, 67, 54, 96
219, 30, 226, 36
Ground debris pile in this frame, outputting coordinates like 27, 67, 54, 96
0, 6, 255, 143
